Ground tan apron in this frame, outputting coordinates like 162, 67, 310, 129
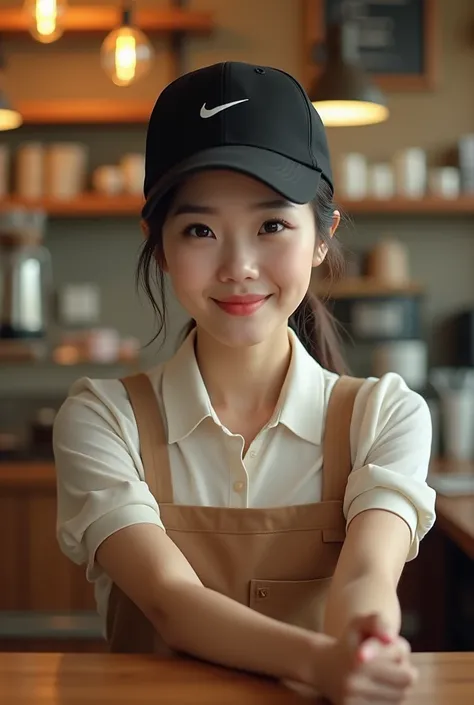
106, 373, 363, 653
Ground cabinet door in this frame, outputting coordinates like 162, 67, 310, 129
0, 485, 95, 611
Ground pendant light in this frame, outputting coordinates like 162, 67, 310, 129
311, 19, 389, 127
0, 43, 22, 131
23, 0, 67, 44
101, 1, 154, 87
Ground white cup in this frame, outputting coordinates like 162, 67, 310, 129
368, 163, 395, 199
428, 167, 460, 199
441, 390, 474, 461
393, 148, 427, 199
92, 165, 124, 195
46, 143, 88, 199
120, 153, 145, 195
16, 142, 45, 199
338, 153, 368, 200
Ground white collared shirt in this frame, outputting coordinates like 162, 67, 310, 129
53, 329, 436, 629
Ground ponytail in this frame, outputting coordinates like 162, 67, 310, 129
289, 291, 347, 375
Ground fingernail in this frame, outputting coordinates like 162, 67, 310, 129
358, 644, 376, 662
379, 633, 394, 644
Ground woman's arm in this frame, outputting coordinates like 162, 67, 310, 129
96, 523, 333, 687
323, 509, 411, 639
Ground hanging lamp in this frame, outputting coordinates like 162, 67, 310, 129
23, 0, 68, 44
0, 43, 22, 131
311, 19, 389, 127
101, 1, 154, 87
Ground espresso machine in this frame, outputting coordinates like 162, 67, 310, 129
0, 208, 52, 359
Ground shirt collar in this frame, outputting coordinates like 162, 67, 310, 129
162, 327, 327, 446
162, 328, 214, 444
270, 329, 327, 446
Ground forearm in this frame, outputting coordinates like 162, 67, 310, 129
153, 581, 334, 687
324, 574, 402, 639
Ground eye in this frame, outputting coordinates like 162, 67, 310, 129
258, 219, 289, 235
183, 223, 215, 239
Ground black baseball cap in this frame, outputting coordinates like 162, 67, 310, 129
142, 61, 333, 220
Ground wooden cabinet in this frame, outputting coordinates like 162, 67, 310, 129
0, 464, 94, 612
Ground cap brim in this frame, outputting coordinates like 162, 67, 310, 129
142, 145, 324, 220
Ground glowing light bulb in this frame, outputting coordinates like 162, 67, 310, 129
101, 24, 154, 87
24, 0, 67, 44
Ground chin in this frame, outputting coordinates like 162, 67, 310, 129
196, 318, 286, 349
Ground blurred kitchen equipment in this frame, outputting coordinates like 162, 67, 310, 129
368, 163, 395, 200
333, 293, 422, 342
16, 142, 45, 199
366, 237, 410, 285
428, 167, 460, 199
120, 153, 145, 195
372, 339, 428, 391
426, 397, 440, 459
54, 327, 124, 364
337, 153, 368, 200
57, 282, 101, 328
0, 208, 52, 340
0, 144, 10, 197
430, 368, 474, 461
393, 148, 427, 199
45, 142, 88, 199
92, 165, 123, 195
458, 134, 474, 194
451, 309, 474, 366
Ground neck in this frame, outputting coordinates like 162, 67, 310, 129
194, 326, 292, 415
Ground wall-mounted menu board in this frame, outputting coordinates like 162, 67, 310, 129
303, 0, 437, 91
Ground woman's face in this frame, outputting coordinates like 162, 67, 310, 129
162, 170, 330, 349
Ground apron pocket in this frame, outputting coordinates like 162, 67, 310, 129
249, 577, 332, 632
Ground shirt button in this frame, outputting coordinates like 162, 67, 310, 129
233, 481, 245, 492
249, 450, 257, 458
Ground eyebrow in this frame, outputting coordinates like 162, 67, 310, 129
170, 198, 296, 216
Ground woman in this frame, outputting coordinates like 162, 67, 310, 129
54, 61, 436, 704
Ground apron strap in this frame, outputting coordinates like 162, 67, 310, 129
121, 373, 174, 504
322, 375, 364, 502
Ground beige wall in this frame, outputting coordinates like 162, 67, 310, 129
2, 0, 474, 380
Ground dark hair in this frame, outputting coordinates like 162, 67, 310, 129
137, 177, 347, 375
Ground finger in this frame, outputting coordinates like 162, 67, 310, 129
366, 660, 419, 688
358, 637, 412, 665
345, 672, 414, 704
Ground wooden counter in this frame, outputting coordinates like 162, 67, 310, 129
0, 652, 473, 704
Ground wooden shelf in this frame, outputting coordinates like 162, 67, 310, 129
3, 194, 474, 220
313, 277, 423, 300
0, 7, 214, 34
338, 196, 474, 215
0, 194, 143, 217
18, 99, 153, 125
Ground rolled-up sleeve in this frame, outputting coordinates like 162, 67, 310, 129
343, 373, 437, 560
53, 380, 164, 580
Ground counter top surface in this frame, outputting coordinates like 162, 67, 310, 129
0, 652, 473, 704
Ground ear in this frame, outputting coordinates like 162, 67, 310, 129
312, 209, 340, 267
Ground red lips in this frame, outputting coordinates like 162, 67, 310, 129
213, 294, 270, 316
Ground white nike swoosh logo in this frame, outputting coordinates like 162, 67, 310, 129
200, 99, 249, 119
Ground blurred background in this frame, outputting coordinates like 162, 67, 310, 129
0, 0, 473, 658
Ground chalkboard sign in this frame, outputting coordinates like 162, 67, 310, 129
304, 0, 437, 91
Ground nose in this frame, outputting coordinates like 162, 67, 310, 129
217, 241, 259, 283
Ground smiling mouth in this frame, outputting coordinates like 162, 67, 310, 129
212, 295, 271, 316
